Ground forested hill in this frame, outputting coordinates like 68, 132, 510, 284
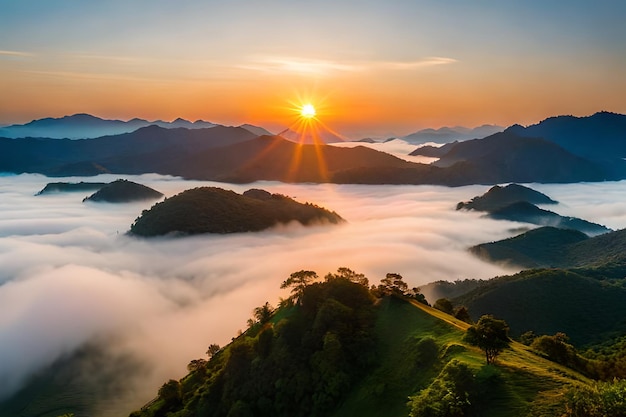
129, 187, 344, 236
128, 269, 620, 417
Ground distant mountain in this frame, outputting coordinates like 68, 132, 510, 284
238, 123, 273, 137
83, 179, 163, 203
506, 111, 626, 161
0, 125, 258, 176
0, 113, 272, 140
401, 124, 503, 145
128, 187, 343, 236
277, 128, 345, 144
1, 122, 622, 186
456, 184, 609, 235
36, 181, 107, 195
430, 131, 612, 182
487, 201, 610, 236
409, 142, 457, 158
456, 184, 558, 211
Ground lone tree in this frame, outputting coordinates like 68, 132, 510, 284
464, 315, 510, 364
280, 270, 318, 304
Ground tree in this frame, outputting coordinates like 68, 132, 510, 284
379, 273, 409, 296
433, 298, 454, 314
158, 379, 182, 406
253, 302, 274, 324
454, 306, 472, 324
280, 270, 318, 303
464, 315, 510, 364
324, 267, 369, 287
207, 343, 221, 358
187, 358, 207, 372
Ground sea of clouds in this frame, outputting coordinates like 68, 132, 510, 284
2, 173, 626, 415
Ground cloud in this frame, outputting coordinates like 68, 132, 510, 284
377, 56, 458, 69
240, 55, 457, 76
240, 56, 362, 76
1, 173, 623, 414
0, 50, 33, 60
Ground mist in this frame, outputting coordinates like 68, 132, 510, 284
1, 173, 625, 415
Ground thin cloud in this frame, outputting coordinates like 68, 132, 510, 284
240, 56, 362, 76
240, 55, 457, 76
377, 56, 458, 70
0, 49, 33, 58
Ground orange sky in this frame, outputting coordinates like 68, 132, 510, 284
1, 1, 625, 138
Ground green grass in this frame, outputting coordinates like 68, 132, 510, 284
332, 297, 589, 417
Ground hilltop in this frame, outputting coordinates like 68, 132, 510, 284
456, 184, 557, 211
83, 179, 164, 203
128, 270, 604, 417
128, 187, 344, 236
36, 181, 107, 195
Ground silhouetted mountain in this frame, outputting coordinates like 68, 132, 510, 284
409, 141, 457, 158
457, 184, 558, 211
238, 124, 273, 137
506, 111, 626, 161
83, 179, 163, 203
0, 113, 218, 139
0, 125, 257, 176
0, 122, 621, 186
432, 131, 610, 182
36, 181, 107, 195
128, 187, 343, 236
401, 124, 503, 145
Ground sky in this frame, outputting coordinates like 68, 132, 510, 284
4, 173, 626, 415
1, 0, 625, 137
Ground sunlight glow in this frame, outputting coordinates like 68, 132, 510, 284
301, 103, 317, 119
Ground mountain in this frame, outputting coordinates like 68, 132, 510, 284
0, 113, 219, 139
0, 113, 273, 140
238, 123, 273, 137
470, 226, 626, 278
1, 121, 622, 186
401, 124, 503, 145
0, 125, 258, 176
487, 201, 610, 236
457, 184, 558, 211
128, 187, 343, 236
83, 179, 163, 203
277, 128, 345, 144
159, 135, 417, 183
36, 181, 107, 195
453, 268, 626, 346
506, 111, 626, 161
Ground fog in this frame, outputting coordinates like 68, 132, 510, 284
330, 138, 440, 164
1, 173, 625, 415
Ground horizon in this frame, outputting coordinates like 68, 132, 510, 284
1, 1, 625, 137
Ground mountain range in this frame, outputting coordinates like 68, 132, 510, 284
400, 124, 503, 144
0, 113, 272, 139
2, 111, 626, 186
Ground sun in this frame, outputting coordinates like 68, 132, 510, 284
300, 103, 317, 119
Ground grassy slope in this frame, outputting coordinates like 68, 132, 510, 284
332, 297, 588, 417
